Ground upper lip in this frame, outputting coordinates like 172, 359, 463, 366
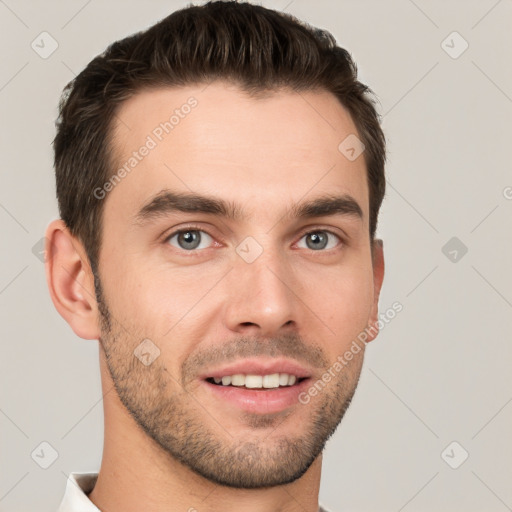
199, 358, 313, 380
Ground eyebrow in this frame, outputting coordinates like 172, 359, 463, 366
134, 190, 363, 225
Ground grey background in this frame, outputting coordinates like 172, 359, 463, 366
1, 0, 511, 511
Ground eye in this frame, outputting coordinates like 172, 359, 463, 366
165, 228, 214, 251
163, 226, 343, 254
296, 230, 342, 251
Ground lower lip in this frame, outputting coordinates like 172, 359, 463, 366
201, 378, 311, 414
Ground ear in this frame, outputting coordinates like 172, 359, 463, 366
44, 219, 101, 340
365, 239, 385, 343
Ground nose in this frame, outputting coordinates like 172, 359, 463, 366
222, 244, 299, 337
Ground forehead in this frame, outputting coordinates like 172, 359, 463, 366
106, 82, 369, 224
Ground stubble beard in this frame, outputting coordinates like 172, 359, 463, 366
94, 275, 364, 489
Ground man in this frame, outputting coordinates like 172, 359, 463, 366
46, 1, 386, 510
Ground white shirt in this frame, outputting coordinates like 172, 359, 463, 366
57, 473, 100, 512
58, 471, 332, 512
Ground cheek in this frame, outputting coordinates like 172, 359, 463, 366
311, 261, 374, 341
105, 262, 218, 338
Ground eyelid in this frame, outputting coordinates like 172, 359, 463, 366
295, 225, 346, 244
163, 223, 345, 241
162, 223, 220, 245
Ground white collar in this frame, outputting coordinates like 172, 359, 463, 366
57, 472, 100, 511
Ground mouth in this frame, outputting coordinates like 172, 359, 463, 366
199, 359, 314, 414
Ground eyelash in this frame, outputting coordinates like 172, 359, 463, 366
163, 224, 345, 255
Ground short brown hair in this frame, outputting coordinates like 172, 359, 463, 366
53, 0, 386, 274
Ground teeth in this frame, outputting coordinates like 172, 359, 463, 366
231, 374, 245, 386
245, 375, 263, 388
279, 373, 289, 386
262, 374, 280, 388
211, 373, 301, 388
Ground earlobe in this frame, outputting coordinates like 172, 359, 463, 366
44, 219, 101, 340
365, 239, 385, 343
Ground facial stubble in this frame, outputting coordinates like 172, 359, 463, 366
94, 273, 365, 489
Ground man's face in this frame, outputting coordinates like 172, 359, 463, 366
95, 82, 381, 488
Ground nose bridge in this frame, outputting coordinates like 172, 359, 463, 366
223, 236, 298, 334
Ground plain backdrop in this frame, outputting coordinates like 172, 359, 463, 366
0, 1, 511, 511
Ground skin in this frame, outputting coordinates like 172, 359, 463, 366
45, 81, 384, 512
